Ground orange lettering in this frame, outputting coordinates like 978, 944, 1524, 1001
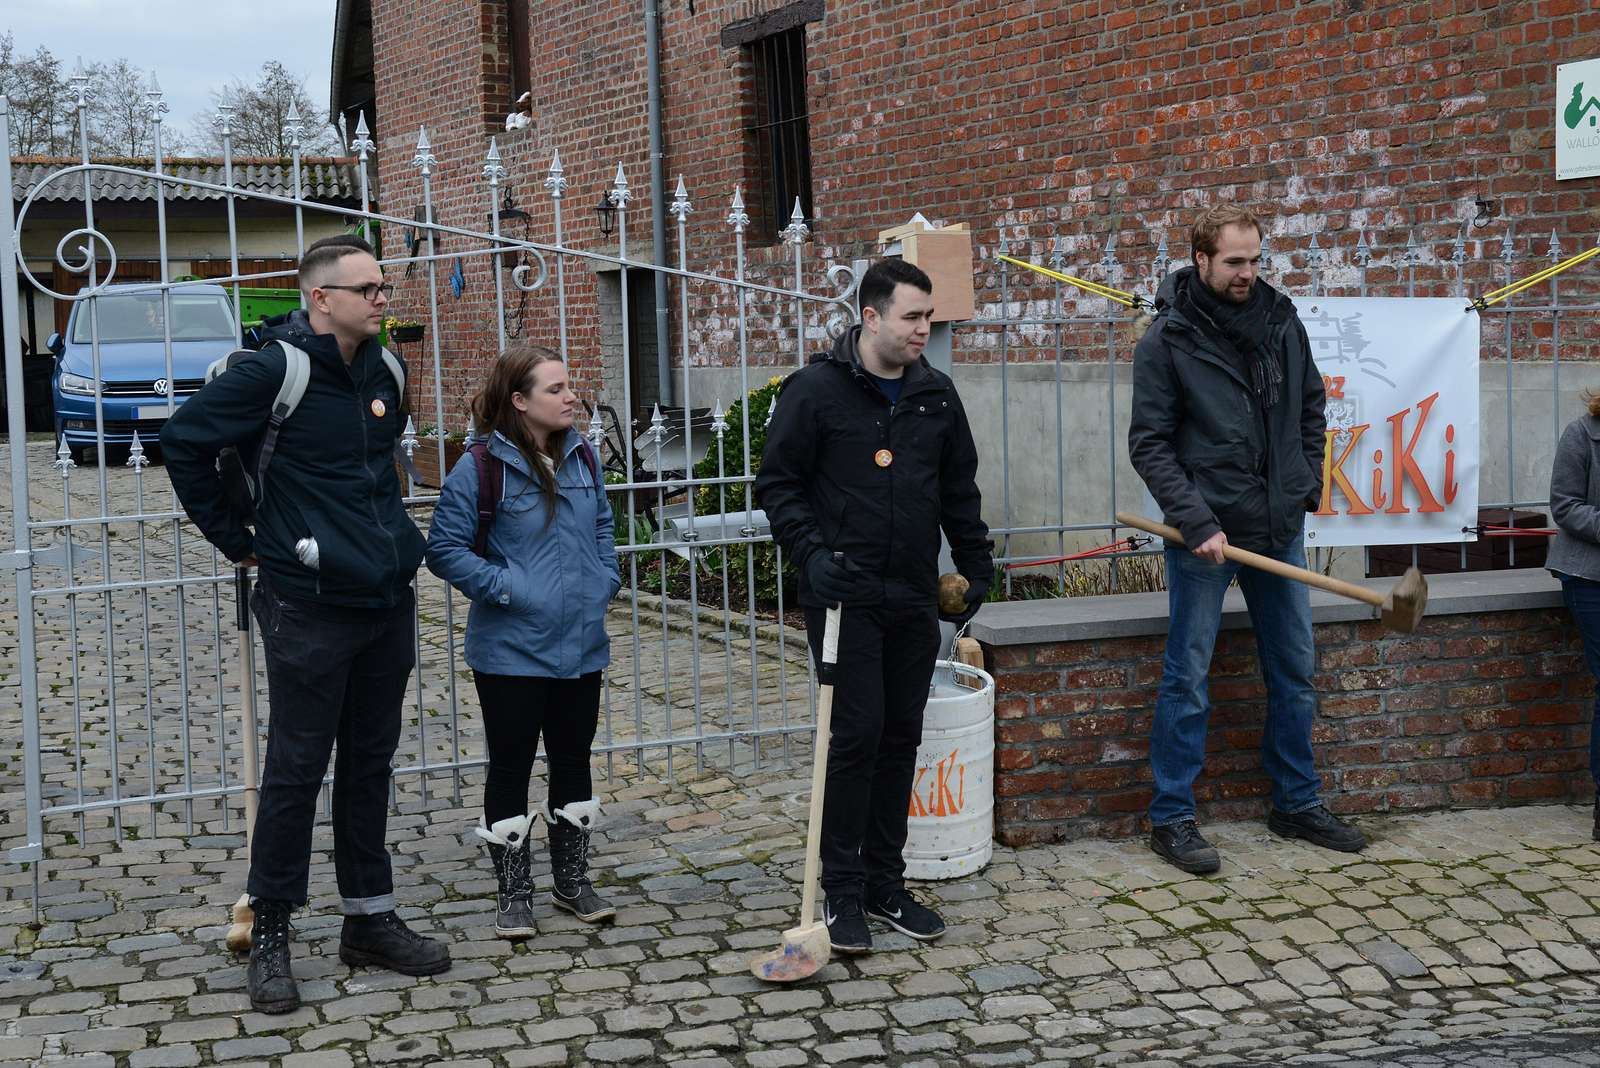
1322, 374, 1346, 399
908, 768, 928, 817
1318, 425, 1374, 516
1386, 392, 1445, 515
935, 751, 960, 816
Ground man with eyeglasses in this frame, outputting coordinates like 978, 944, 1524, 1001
162, 234, 447, 1014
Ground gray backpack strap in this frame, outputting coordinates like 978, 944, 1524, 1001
378, 346, 426, 487
253, 342, 311, 500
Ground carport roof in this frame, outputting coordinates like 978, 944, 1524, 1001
10, 156, 365, 206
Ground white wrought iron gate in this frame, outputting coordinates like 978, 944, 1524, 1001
1, 82, 861, 917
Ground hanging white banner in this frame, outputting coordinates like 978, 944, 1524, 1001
1301, 297, 1480, 548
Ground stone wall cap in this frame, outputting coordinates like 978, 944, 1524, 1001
970, 567, 1563, 646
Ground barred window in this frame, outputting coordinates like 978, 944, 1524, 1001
745, 27, 814, 244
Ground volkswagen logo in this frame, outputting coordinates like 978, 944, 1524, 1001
153, 378, 169, 396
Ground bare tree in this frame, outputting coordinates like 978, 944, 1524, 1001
0, 33, 72, 155
86, 58, 163, 157
192, 61, 340, 156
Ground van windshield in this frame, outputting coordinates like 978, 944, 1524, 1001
71, 293, 237, 344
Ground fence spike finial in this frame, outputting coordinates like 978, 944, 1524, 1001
1548, 229, 1562, 260
727, 186, 749, 233
711, 399, 727, 434
144, 71, 168, 122
350, 112, 374, 160
669, 175, 692, 222
1453, 226, 1467, 264
1500, 224, 1516, 263
780, 198, 809, 245
126, 431, 148, 470
611, 163, 632, 207
215, 104, 234, 136
545, 150, 568, 199
412, 126, 438, 175
483, 137, 507, 184
54, 435, 77, 474
401, 416, 418, 459
1154, 231, 1171, 278
284, 102, 304, 150
1049, 233, 1067, 271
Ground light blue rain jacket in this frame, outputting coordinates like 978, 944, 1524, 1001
426, 429, 620, 677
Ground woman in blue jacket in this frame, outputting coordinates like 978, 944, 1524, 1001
426, 345, 621, 938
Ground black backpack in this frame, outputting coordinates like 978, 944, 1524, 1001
204, 341, 408, 524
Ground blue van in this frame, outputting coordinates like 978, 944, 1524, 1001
50, 283, 240, 463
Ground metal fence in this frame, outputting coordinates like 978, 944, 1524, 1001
0, 80, 860, 914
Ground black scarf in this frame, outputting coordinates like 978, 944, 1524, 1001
1180, 270, 1282, 409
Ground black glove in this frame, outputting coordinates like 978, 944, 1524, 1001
939, 573, 988, 626
806, 551, 870, 605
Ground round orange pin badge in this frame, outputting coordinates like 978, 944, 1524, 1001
874, 448, 893, 468
371, 398, 387, 418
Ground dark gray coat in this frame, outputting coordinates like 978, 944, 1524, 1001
1128, 268, 1326, 553
1546, 414, 1600, 582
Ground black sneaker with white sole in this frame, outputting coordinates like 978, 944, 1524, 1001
822, 895, 872, 953
866, 885, 946, 941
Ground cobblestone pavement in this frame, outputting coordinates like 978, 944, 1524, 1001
6, 779, 1600, 1066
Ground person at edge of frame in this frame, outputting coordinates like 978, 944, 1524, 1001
755, 258, 993, 955
424, 344, 623, 941
160, 235, 448, 1015
1127, 203, 1368, 876
1546, 388, 1600, 843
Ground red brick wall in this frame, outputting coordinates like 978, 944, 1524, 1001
368, 0, 1600, 427
984, 608, 1596, 845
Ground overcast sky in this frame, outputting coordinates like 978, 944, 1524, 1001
6, 1, 337, 141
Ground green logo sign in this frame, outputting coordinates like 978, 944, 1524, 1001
1564, 82, 1600, 129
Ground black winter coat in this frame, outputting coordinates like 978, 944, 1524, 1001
1128, 269, 1326, 553
755, 328, 993, 609
160, 311, 425, 611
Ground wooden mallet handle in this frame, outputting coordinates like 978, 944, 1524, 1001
1115, 511, 1385, 609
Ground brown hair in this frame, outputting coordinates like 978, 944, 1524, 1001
1191, 204, 1264, 262
470, 344, 566, 524
1586, 390, 1600, 418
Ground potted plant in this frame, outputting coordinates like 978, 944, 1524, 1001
410, 426, 469, 488
385, 316, 425, 343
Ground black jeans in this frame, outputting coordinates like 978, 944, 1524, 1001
804, 603, 939, 900
246, 579, 415, 913
473, 671, 602, 825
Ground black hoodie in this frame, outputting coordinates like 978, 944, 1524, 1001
160, 311, 425, 612
1128, 267, 1326, 554
755, 326, 993, 608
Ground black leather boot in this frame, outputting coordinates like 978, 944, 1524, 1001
246, 898, 299, 1014
339, 911, 451, 976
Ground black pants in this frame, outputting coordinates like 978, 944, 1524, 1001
472, 671, 602, 825
246, 579, 415, 913
804, 603, 939, 900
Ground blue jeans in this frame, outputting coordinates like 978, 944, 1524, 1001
1557, 575, 1600, 788
1149, 538, 1323, 826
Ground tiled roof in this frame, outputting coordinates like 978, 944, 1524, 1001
11, 157, 366, 206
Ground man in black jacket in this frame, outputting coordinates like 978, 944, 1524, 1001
1130, 205, 1366, 875
756, 259, 992, 954
161, 235, 448, 1013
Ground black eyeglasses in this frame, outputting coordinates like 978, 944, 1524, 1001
321, 283, 394, 301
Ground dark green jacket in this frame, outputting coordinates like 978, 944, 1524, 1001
1128, 269, 1326, 553
159, 311, 424, 610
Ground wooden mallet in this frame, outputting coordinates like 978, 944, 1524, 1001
750, 602, 842, 983
224, 567, 263, 953
1116, 512, 1429, 634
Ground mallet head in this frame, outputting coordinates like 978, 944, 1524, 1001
1379, 566, 1428, 634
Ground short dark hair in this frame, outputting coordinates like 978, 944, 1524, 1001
858, 259, 933, 317
1190, 204, 1263, 262
300, 234, 377, 294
